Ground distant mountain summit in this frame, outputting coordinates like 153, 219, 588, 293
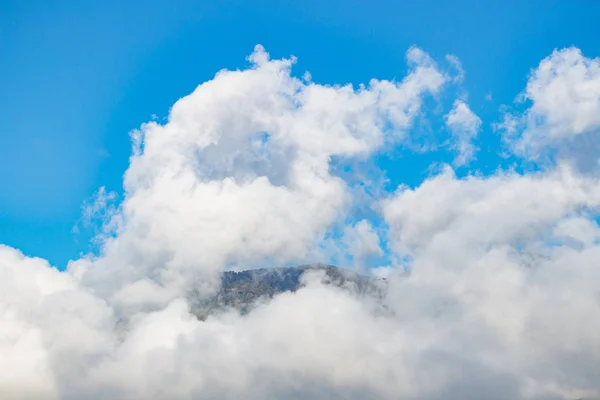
191, 264, 387, 320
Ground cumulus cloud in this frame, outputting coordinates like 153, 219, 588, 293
68, 44, 447, 314
501, 47, 600, 169
381, 162, 600, 399
2, 45, 600, 400
383, 163, 600, 256
445, 99, 482, 166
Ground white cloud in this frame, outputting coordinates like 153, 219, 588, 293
382, 163, 600, 256
70, 44, 447, 313
342, 220, 384, 272
72, 186, 118, 239
0, 245, 116, 400
382, 162, 600, 399
502, 47, 600, 164
2, 45, 600, 400
445, 99, 482, 166
445, 54, 465, 83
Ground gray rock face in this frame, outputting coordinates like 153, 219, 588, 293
190, 264, 387, 320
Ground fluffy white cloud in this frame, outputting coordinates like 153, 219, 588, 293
0, 245, 115, 400
445, 99, 482, 166
2, 45, 600, 400
382, 162, 600, 399
382, 163, 600, 256
502, 47, 600, 166
71, 44, 447, 313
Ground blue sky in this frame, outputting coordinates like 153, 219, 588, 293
2, 0, 600, 267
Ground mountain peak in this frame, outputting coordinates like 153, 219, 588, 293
191, 264, 386, 320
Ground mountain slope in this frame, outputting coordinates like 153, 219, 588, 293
191, 264, 386, 320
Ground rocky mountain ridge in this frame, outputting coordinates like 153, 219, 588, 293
191, 264, 387, 320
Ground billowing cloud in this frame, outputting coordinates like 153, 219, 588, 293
2, 45, 600, 400
381, 162, 600, 399
501, 47, 600, 169
70, 44, 447, 314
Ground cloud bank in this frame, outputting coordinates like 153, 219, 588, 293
2, 45, 600, 399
